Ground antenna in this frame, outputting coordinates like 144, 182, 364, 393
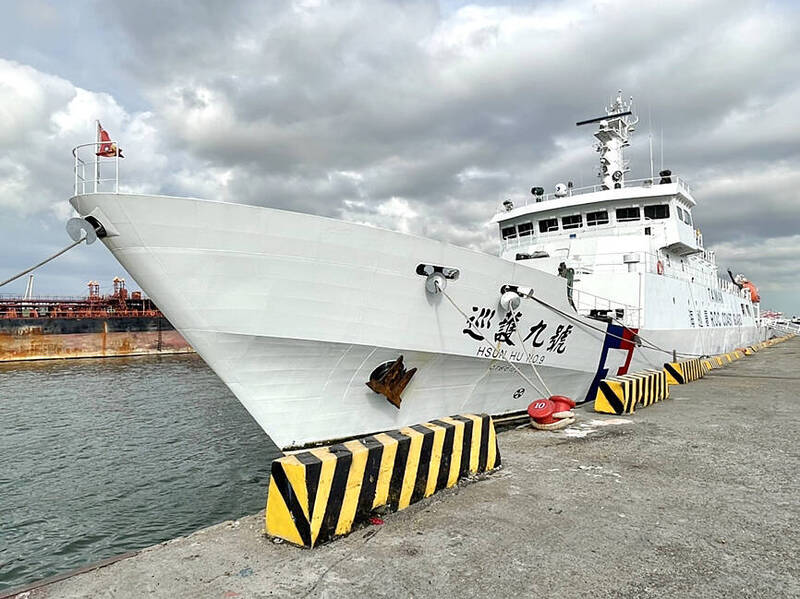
575, 111, 632, 127
648, 104, 654, 180
660, 126, 664, 171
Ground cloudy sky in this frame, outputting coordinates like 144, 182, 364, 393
1, 0, 798, 315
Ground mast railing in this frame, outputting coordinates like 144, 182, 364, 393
496, 175, 691, 212
72, 142, 120, 195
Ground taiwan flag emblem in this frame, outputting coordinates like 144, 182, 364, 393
95, 123, 124, 158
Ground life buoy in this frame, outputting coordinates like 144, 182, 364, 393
656, 260, 664, 275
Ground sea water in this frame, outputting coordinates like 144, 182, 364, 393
0, 354, 281, 592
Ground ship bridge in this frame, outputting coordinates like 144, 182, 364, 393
493, 91, 751, 328
493, 174, 701, 261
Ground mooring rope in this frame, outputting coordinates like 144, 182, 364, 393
530, 411, 576, 430
0, 236, 87, 289
434, 280, 547, 397
528, 294, 706, 359
512, 311, 553, 397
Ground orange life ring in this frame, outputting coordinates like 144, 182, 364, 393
656, 260, 664, 275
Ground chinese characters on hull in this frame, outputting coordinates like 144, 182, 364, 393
463, 307, 496, 340
688, 308, 743, 328
463, 306, 574, 358
494, 312, 521, 345
546, 324, 573, 354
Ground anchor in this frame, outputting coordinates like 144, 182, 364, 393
366, 355, 417, 408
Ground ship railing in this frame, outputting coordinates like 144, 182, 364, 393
512, 248, 752, 301
497, 175, 691, 211
72, 142, 120, 195
0, 293, 90, 301
763, 318, 800, 335
629, 251, 751, 298
570, 287, 642, 328
633, 251, 752, 300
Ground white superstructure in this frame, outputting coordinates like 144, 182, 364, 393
68, 93, 764, 448
492, 92, 759, 342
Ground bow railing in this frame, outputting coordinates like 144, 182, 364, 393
72, 142, 120, 195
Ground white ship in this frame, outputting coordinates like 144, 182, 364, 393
69, 93, 765, 448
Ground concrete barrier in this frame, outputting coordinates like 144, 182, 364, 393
596, 336, 797, 414
265, 414, 500, 547
703, 355, 727, 370
664, 357, 708, 385
593, 369, 669, 415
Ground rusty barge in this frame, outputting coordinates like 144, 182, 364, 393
0, 277, 192, 362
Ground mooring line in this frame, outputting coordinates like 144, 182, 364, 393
434, 280, 547, 397
0, 236, 87, 289
512, 311, 553, 397
529, 294, 707, 359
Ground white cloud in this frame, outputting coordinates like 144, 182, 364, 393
0, 60, 73, 145
714, 234, 800, 299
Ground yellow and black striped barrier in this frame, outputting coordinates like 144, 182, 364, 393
702, 355, 727, 370
593, 369, 669, 415
707, 338, 792, 369
664, 357, 708, 385
265, 414, 500, 547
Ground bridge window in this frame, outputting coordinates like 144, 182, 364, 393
562, 214, 582, 230
517, 222, 534, 237
616, 207, 640, 222
644, 204, 670, 220
538, 218, 559, 233
501, 226, 517, 239
586, 210, 609, 226
684, 210, 693, 226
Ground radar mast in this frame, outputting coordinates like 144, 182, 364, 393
576, 90, 638, 190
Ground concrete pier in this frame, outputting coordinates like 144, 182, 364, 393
9, 338, 799, 598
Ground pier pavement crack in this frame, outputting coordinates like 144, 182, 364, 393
301, 527, 383, 598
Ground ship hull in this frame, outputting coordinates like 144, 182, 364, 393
0, 316, 192, 362
70, 193, 763, 448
